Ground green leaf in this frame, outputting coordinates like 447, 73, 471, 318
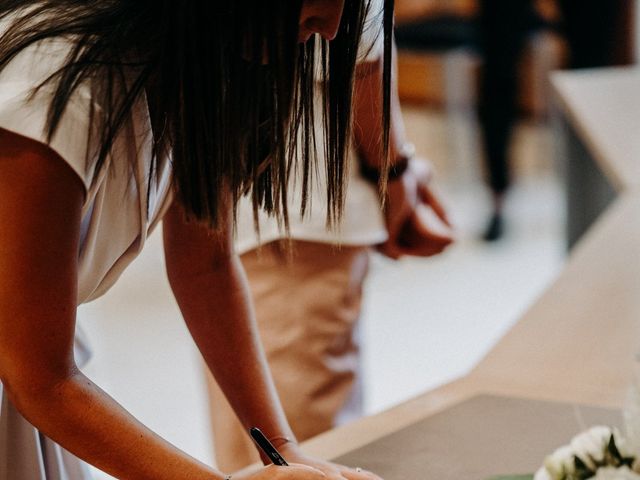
621, 456, 636, 468
608, 434, 623, 462
573, 455, 596, 479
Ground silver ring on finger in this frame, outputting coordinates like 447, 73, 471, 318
355, 467, 363, 473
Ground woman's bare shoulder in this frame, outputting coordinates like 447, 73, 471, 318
0, 127, 85, 198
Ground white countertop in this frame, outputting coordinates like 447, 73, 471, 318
552, 66, 640, 190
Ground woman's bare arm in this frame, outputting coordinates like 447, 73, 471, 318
353, 49, 453, 259
0, 128, 222, 480
163, 201, 382, 480
163, 200, 294, 446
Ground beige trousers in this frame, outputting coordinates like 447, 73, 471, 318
207, 240, 370, 471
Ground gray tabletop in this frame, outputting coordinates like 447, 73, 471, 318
333, 395, 622, 480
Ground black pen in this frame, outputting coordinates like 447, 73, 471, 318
249, 427, 289, 466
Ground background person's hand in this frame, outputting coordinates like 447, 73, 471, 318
378, 157, 454, 260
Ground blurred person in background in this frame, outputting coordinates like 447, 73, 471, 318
207, 3, 453, 472
479, 0, 630, 241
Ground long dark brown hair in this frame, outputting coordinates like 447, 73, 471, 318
0, 0, 394, 228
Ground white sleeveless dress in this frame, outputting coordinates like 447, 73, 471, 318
0, 24, 173, 480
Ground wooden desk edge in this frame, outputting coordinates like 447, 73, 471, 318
301, 377, 478, 459
302, 374, 629, 460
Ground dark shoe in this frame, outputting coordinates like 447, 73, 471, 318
483, 212, 504, 242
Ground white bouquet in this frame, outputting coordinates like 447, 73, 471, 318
532, 363, 640, 480
533, 426, 638, 480
494, 362, 640, 480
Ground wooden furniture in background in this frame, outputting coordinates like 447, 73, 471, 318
396, 33, 565, 117
395, 0, 477, 23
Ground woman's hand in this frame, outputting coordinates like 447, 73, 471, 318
230, 442, 382, 479
264, 443, 383, 479
232, 464, 325, 479
379, 157, 454, 260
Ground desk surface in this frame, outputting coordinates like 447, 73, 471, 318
552, 67, 640, 190
334, 395, 621, 480
471, 192, 640, 407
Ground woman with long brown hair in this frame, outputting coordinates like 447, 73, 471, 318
0, 1, 392, 478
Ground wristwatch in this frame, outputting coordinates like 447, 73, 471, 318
359, 142, 415, 184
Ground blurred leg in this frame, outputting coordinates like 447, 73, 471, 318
477, 0, 536, 240
207, 240, 369, 472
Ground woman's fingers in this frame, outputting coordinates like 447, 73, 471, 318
341, 466, 382, 480
418, 181, 451, 227
383, 206, 453, 259
381, 157, 454, 260
240, 464, 327, 479
394, 205, 453, 257
282, 464, 327, 478
380, 202, 412, 260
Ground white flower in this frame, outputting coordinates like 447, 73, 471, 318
613, 428, 637, 460
536, 426, 640, 480
592, 466, 640, 479
624, 370, 640, 459
543, 445, 576, 479
533, 466, 553, 480
570, 426, 613, 469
